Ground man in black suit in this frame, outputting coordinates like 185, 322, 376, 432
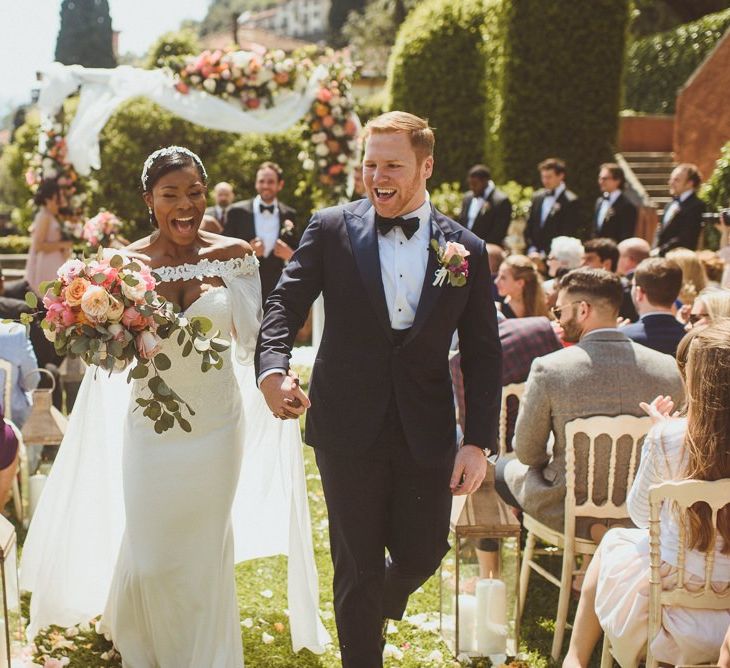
594, 163, 637, 242
203, 181, 235, 233
223, 162, 300, 302
524, 157, 580, 256
458, 164, 512, 246
653, 163, 706, 256
255, 112, 501, 668
622, 257, 686, 356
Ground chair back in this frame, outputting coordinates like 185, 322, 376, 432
498, 382, 525, 456
564, 415, 652, 530
0, 357, 13, 422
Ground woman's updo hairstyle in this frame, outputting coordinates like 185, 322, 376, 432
33, 178, 61, 207
141, 146, 208, 227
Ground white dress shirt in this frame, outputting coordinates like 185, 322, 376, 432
597, 189, 621, 230
540, 183, 566, 225
253, 195, 280, 257
377, 199, 432, 330
466, 181, 495, 230
662, 188, 693, 227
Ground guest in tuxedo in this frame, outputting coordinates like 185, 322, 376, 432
622, 258, 686, 356
653, 163, 706, 256
201, 181, 235, 233
500, 269, 684, 539
458, 164, 512, 246
616, 237, 651, 322
593, 163, 637, 242
581, 237, 619, 272
256, 111, 501, 668
524, 158, 580, 256
223, 162, 300, 302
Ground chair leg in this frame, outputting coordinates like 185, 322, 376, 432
600, 633, 613, 668
551, 547, 574, 661
518, 530, 535, 619
11, 476, 22, 525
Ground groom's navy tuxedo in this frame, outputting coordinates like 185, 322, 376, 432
256, 197, 501, 667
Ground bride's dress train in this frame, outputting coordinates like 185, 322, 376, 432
20, 256, 329, 667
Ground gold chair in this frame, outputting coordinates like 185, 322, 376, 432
519, 414, 651, 661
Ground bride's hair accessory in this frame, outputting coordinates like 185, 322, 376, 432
141, 146, 208, 192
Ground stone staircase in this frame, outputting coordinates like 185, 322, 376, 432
619, 151, 675, 216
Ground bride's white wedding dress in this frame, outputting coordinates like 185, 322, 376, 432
20, 256, 329, 667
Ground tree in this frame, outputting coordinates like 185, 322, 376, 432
55, 0, 116, 68
329, 0, 367, 46
144, 30, 201, 71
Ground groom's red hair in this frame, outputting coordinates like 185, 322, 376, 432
362, 111, 435, 163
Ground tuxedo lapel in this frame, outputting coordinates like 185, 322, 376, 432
344, 202, 393, 341
406, 205, 462, 344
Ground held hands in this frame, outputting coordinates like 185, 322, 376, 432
450, 444, 488, 496
639, 395, 679, 425
251, 237, 265, 258
260, 370, 311, 420
273, 239, 294, 262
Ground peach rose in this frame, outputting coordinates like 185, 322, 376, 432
107, 323, 126, 342
65, 277, 91, 307
120, 272, 147, 302
442, 241, 470, 264
107, 297, 125, 322
80, 285, 112, 322
136, 331, 163, 360
121, 306, 149, 332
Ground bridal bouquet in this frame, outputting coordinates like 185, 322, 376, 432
28, 252, 229, 433
83, 210, 123, 250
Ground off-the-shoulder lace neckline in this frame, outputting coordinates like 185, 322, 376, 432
153, 255, 258, 282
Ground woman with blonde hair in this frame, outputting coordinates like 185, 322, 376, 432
494, 254, 550, 318
666, 247, 708, 307
686, 287, 730, 329
563, 321, 730, 668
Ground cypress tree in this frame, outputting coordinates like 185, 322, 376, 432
55, 0, 117, 68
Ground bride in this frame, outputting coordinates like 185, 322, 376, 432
20, 147, 329, 667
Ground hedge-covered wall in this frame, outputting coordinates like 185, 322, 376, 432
624, 9, 730, 114
386, 0, 497, 186
484, 0, 629, 234
700, 140, 730, 249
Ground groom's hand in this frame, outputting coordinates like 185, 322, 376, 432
450, 445, 487, 495
260, 371, 311, 420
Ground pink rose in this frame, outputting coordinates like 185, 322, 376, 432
43, 290, 63, 310
442, 241, 470, 264
107, 323, 126, 341
136, 331, 163, 360
316, 88, 333, 103
138, 265, 156, 291
121, 306, 149, 332
58, 258, 86, 283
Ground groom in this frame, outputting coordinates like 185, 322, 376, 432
256, 111, 502, 667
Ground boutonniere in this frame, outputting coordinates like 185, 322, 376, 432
430, 239, 470, 287
480, 200, 492, 216
605, 207, 615, 219
280, 219, 295, 237
549, 202, 562, 216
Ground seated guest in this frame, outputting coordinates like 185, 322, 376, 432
616, 237, 651, 322
581, 237, 619, 272
593, 163, 638, 242
500, 269, 684, 539
667, 247, 708, 320
544, 236, 584, 306
697, 249, 725, 288
494, 255, 550, 319
0, 414, 20, 513
653, 163, 706, 255
0, 264, 32, 321
563, 322, 730, 668
686, 287, 730, 330
458, 164, 512, 245
0, 322, 39, 428
622, 257, 686, 356
486, 243, 506, 302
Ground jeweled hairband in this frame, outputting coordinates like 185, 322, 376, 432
141, 146, 208, 190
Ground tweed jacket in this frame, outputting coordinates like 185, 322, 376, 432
503, 329, 684, 532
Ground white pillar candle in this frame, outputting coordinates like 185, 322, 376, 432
29, 473, 48, 519
475, 577, 507, 655
457, 594, 477, 652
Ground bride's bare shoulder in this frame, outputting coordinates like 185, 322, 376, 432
200, 231, 253, 261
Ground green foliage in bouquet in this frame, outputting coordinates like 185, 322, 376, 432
386, 0, 495, 187
624, 8, 730, 114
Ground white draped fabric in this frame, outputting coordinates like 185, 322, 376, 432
37, 61, 329, 176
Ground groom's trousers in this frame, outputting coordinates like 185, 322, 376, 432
315, 398, 453, 668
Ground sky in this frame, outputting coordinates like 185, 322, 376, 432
0, 0, 210, 114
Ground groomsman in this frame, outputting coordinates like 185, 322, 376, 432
458, 164, 512, 246
652, 163, 705, 256
256, 111, 501, 668
524, 157, 580, 256
204, 181, 235, 233
224, 162, 300, 302
593, 163, 637, 242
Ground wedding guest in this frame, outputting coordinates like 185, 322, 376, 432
622, 258, 686, 356
653, 163, 706, 255
593, 163, 637, 242
581, 237, 619, 272
224, 162, 300, 302
0, 321, 39, 428
686, 287, 730, 330
666, 247, 708, 317
544, 236, 584, 305
350, 163, 366, 201
0, 415, 20, 513
486, 243, 505, 301
24, 179, 73, 296
201, 181, 235, 233
563, 321, 730, 668
0, 264, 31, 321
494, 254, 550, 319
524, 158, 580, 256
617, 237, 651, 322
500, 269, 684, 542
697, 249, 725, 288
458, 164, 512, 246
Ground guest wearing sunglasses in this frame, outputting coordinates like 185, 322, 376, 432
686, 287, 730, 330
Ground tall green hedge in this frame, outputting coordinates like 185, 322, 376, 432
484, 0, 629, 234
624, 9, 730, 114
700, 141, 730, 249
386, 0, 497, 186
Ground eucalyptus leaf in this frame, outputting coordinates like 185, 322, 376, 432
92, 273, 107, 284
131, 364, 149, 379
110, 254, 124, 269
38, 280, 54, 296
190, 316, 212, 334
154, 353, 171, 371
24, 291, 38, 308
182, 341, 193, 357
127, 262, 141, 272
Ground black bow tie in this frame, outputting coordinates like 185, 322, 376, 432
545, 189, 555, 197
376, 214, 419, 240
259, 203, 275, 214
603, 192, 611, 200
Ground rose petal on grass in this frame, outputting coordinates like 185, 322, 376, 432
241, 618, 254, 628
383, 643, 403, 659
261, 632, 275, 644
259, 589, 273, 598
